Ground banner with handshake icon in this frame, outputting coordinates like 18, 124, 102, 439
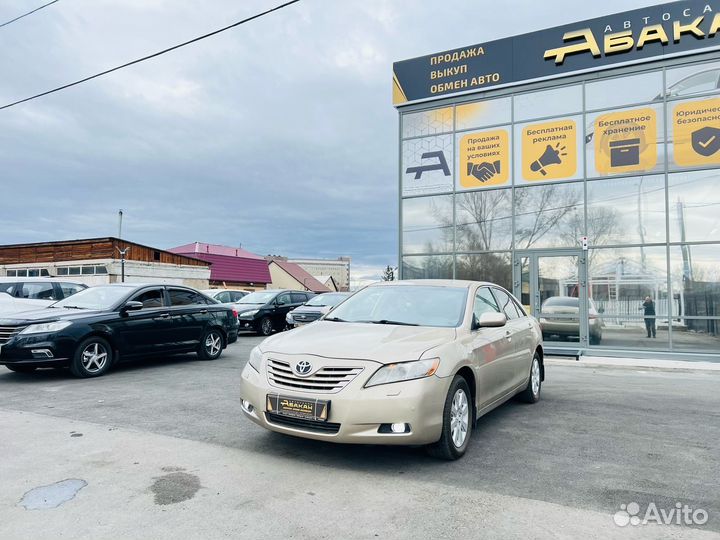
459, 129, 509, 188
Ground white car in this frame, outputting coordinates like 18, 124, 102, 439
201, 289, 248, 306
0, 277, 86, 316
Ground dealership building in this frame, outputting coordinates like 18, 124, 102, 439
394, 0, 720, 357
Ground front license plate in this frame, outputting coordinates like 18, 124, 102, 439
266, 394, 330, 421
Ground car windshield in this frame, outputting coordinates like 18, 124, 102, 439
542, 297, 579, 308
305, 293, 348, 307
237, 291, 277, 304
327, 285, 467, 327
51, 286, 131, 310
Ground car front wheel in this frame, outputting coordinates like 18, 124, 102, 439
519, 353, 542, 403
427, 375, 473, 460
198, 329, 224, 360
258, 317, 273, 336
70, 337, 113, 378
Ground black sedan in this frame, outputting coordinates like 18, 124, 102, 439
0, 283, 239, 378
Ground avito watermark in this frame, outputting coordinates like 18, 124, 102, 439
614, 502, 709, 527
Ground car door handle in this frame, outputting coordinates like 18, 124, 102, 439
505, 330, 512, 341
200, 309, 208, 314
156, 313, 170, 319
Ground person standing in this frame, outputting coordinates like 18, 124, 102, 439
641, 296, 656, 338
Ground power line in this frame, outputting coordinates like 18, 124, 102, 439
0, 0, 300, 111
0, 0, 59, 29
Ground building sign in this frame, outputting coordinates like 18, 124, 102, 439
401, 134, 454, 196
673, 97, 720, 166
521, 119, 577, 181
393, 0, 720, 106
594, 108, 658, 174
458, 129, 510, 189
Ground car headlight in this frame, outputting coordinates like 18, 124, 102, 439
241, 309, 258, 317
248, 346, 262, 372
19, 321, 72, 335
365, 358, 440, 388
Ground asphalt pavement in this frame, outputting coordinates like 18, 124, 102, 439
1, 334, 718, 539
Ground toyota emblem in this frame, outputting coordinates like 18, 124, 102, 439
294, 360, 313, 376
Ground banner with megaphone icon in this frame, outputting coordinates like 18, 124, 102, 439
521, 119, 578, 181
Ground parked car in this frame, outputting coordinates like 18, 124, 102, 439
236, 289, 314, 336
0, 277, 86, 316
239, 280, 543, 460
201, 289, 248, 304
0, 283, 238, 378
539, 296, 603, 345
286, 292, 352, 328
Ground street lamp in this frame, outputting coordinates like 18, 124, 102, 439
116, 246, 130, 283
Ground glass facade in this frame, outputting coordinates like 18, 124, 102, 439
399, 56, 720, 355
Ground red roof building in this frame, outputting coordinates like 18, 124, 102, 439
169, 242, 271, 290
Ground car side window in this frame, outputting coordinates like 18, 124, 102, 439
492, 288, 521, 320
291, 293, 307, 304
230, 292, 245, 302
473, 287, 501, 323
0, 282, 17, 295
169, 289, 208, 306
276, 293, 292, 306
20, 282, 57, 300
131, 289, 165, 309
215, 291, 231, 303
59, 283, 84, 299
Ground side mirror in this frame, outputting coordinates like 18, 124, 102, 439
475, 312, 507, 329
120, 300, 143, 314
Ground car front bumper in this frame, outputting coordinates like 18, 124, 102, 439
0, 332, 75, 367
239, 360, 450, 445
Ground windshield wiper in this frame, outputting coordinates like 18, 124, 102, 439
365, 319, 419, 326
58, 305, 86, 310
324, 317, 347, 322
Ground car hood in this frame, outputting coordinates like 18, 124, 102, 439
0, 307, 104, 324
260, 320, 456, 363
290, 305, 327, 314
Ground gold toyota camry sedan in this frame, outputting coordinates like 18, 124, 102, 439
239, 280, 544, 460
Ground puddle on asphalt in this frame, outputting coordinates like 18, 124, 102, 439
151, 470, 201, 505
19, 479, 87, 510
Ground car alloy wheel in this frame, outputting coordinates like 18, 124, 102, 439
450, 388, 470, 448
260, 317, 273, 336
205, 331, 222, 357
531, 357, 541, 397
81, 342, 109, 374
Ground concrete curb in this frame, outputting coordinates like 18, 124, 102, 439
546, 356, 720, 373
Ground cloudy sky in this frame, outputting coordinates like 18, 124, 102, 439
0, 0, 660, 277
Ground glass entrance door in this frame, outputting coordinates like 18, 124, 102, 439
514, 250, 588, 350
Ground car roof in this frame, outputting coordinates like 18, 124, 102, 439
0, 277, 86, 284
367, 279, 496, 289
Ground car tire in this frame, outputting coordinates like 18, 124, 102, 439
6, 365, 37, 373
258, 317, 273, 336
70, 337, 113, 378
427, 375, 473, 461
198, 328, 224, 360
518, 352, 542, 404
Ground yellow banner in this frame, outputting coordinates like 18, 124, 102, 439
459, 129, 510, 188
522, 119, 577, 181
594, 108, 657, 174
673, 98, 720, 167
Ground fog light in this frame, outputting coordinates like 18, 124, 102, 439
31, 349, 54, 359
391, 423, 406, 433
241, 400, 254, 413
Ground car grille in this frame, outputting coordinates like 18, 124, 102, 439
266, 358, 363, 394
292, 311, 322, 323
0, 325, 28, 345
265, 412, 340, 434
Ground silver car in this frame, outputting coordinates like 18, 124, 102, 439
286, 292, 352, 327
240, 280, 544, 460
